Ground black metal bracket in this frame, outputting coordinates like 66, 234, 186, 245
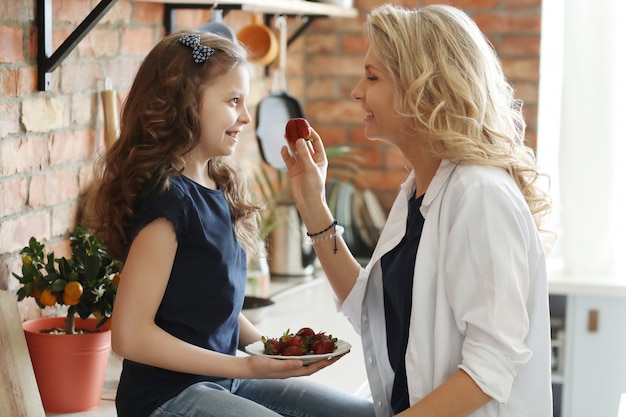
37, 0, 118, 91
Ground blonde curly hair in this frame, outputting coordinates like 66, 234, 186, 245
366, 4, 551, 236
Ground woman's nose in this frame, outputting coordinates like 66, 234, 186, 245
351, 80, 363, 101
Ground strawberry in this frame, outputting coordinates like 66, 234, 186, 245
313, 332, 330, 342
259, 327, 340, 357
285, 118, 312, 144
296, 327, 316, 345
296, 327, 315, 338
310, 333, 337, 354
279, 329, 294, 345
261, 336, 283, 355
282, 334, 308, 354
282, 345, 304, 356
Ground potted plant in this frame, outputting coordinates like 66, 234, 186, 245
13, 226, 123, 413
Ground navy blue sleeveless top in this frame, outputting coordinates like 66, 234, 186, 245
381, 194, 425, 414
115, 175, 247, 417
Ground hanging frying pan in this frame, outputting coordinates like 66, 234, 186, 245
255, 16, 304, 171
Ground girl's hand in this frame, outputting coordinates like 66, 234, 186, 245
243, 352, 348, 379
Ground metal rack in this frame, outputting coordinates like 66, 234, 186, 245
36, 0, 357, 91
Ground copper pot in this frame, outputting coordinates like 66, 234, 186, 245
237, 14, 279, 66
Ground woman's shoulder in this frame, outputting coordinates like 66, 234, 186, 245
452, 163, 516, 189
444, 163, 525, 206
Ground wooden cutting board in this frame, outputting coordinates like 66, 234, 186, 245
0, 290, 45, 417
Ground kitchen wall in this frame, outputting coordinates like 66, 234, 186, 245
0, 0, 541, 319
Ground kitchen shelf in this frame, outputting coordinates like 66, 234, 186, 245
139, 0, 358, 43
137, 0, 358, 18
36, 0, 357, 91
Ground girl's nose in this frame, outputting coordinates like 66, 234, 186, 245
240, 105, 252, 124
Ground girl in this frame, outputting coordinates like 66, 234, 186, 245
85, 31, 375, 417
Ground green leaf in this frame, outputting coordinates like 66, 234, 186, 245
17, 287, 26, 301
84, 254, 101, 281
51, 279, 67, 292
22, 282, 34, 297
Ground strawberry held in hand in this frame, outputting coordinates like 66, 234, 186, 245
285, 118, 312, 144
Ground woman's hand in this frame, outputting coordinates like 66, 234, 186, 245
280, 130, 329, 220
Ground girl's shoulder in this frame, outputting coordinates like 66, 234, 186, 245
133, 177, 192, 238
141, 176, 190, 207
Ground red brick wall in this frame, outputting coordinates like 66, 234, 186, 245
0, 0, 541, 314
303, 0, 542, 209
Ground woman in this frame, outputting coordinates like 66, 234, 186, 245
85, 31, 375, 417
282, 4, 553, 417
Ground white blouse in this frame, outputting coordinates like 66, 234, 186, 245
339, 160, 553, 417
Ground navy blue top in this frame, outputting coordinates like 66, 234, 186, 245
115, 175, 247, 417
381, 194, 425, 414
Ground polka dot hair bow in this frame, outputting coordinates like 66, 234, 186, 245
179, 33, 215, 64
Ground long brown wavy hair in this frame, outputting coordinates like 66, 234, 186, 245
84, 31, 262, 262
365, 5, 552, 239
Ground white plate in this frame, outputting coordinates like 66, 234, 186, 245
245, 339, 352, 365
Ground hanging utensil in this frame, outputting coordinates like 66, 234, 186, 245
255, 16, 306, 171
100, 77, 119, 151
237, 13, 279, 66
198, 9, 235, 41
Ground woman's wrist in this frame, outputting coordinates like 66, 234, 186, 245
298, 207, 335, 237
305, 222, 345, 254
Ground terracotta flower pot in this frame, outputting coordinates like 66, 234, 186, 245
22, 317, 111, 413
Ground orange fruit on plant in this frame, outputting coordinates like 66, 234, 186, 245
111, 273, 121, 286
39, 289, 57, 306
102, 315, 112, 331
64, 281, 83, 300
92, 311, 112, 331
63, 293, 80, 305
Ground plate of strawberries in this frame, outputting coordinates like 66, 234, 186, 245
245, 327, 351, 365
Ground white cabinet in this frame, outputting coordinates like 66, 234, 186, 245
550, 275, 626, 417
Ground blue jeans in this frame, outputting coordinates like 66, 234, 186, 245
149, 378, 376, 417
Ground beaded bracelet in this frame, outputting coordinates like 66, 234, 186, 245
305, 225, 345, 254
306, 219, 338, 237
